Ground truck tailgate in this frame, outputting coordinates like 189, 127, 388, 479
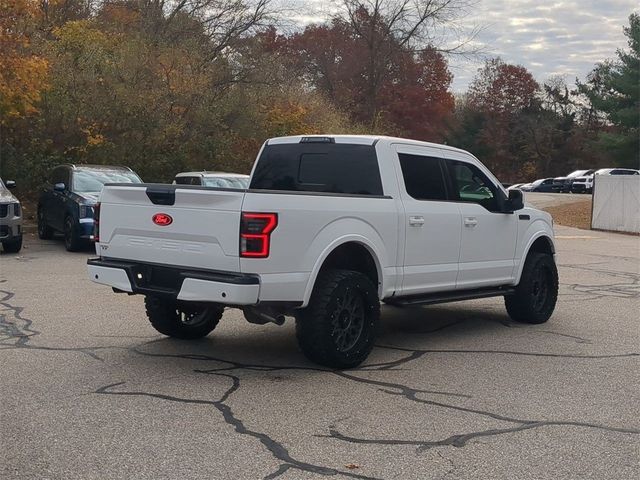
98, 185, 244, 271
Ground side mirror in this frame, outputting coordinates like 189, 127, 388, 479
505, 189, 524, 212
5, 180, 16, 189
54, 182, 66, 192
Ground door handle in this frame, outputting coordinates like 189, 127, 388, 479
464, 217, 478, 227
409, 216, 425, 227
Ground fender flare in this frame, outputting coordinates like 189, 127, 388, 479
515, 231, 556, 284
301, 235, 384, 307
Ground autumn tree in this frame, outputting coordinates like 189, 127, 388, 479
285, 1, 460, 141
450, 58, 541, 179
0, 0, 48, 122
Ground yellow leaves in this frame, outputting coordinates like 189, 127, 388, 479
263, 101, 316, 137
0, 0, 48, 123
80, 123, 106, 148
53, 20, 109, 50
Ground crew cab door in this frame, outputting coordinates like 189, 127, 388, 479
393, 145, 461, 295
440, 151, 518, 289
50, 166, 70, 231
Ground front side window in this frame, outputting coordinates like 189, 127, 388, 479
446, 160, 499, 211
72, 170, 142, 193
250, 143, 383, 196
398, 153, 448, 201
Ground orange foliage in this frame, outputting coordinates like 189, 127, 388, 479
0, 0, 48, 122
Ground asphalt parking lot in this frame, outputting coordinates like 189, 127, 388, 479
1, 193, 638, 480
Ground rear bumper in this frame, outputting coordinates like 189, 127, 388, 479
87, 258, 260, 305
571, 184, 590, 193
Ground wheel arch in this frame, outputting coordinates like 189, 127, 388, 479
301, 237, 384, 307
515, 232, 556, 284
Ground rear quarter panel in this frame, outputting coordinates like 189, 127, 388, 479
240, 192, 400, 304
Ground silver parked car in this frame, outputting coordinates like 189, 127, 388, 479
173, 171, 250, 189
0, 179, 23, 253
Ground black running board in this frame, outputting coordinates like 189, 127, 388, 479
386, 286, 516, 307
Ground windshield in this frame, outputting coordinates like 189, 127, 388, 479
73, 170, 142, 193
202, 176, 249, 189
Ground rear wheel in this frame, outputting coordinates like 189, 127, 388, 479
37, 208, 54, 240
296, 269, 380, 369
505, 252, 558, 324
145, 295, 224, 339
63, 216, 82, 252
2, 235, 22, 253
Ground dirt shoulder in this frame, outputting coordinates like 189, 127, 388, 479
542, 198, 593, 230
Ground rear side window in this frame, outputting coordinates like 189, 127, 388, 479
175, 176, 198, 185
398, 154, 448, 201
250, 143, 383, 195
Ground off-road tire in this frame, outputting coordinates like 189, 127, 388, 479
145, 295, 224, 339
505, 252, 558, 324
296, 269, 380, 369
64, 216, 83, 252
37, 208, 54, 240
2, 235, 22, 253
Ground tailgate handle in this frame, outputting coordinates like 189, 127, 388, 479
146, 187, 176, 206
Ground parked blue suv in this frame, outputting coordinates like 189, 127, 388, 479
38, 165, 142, 251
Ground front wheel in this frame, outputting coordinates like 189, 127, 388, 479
505, 252, 558, 324
145, 295, 224, 339
37, 208, 54, 240
296, 269, 380, 369
2, 235, 22, 253
64, 216, 83, 252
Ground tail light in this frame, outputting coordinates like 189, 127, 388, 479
93, 202, 100, 243
240, 212, 277, 258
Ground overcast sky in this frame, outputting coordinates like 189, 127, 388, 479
288, 0, 637, 92
448, 0, 638, 91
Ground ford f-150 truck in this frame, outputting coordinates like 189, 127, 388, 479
88, 135, 558, 368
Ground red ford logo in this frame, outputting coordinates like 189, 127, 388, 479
152, 213, 173, 226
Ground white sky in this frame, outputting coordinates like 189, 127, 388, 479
284, 0, 638, 92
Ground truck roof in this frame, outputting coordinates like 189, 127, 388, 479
266, 135, 469, 155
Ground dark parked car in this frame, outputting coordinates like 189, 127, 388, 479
553, 169, 595, 193
38, 165, 142, 251
520, 178, 557, 192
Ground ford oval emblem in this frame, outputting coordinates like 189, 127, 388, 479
152, 213, 173, 226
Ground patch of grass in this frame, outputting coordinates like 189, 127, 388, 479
543, 199, 592, 230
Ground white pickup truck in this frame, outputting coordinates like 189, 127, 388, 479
88, 135, 558, 368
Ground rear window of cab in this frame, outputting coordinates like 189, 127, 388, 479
250, 143, 383, 196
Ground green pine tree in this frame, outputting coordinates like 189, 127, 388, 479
578, 13, 639, 168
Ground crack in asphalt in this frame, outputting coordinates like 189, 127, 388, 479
559, 264, 640, 299
324, 418, 640, 451
376, 344, 638, 359
96, 378, 383, 480
0, 289, 39, 346
3, 282, 639, 479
